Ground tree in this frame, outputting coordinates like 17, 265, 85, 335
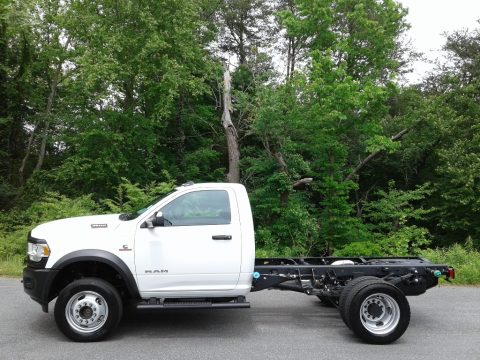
215, 0, 273, 65
0, 0, 33, 196
276, 0, 309, 79
252, 0, 410, 250
45, 0, 218, 196
221, 67, 240, 183
427, 26, 480, 248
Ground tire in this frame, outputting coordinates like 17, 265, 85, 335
54, 278, 123, 342
343, 280, 410, 344
339, 276, 378, 328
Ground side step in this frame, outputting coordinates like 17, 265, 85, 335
136, 297, 250, 310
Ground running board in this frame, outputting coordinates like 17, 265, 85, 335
136, 298, 250, 310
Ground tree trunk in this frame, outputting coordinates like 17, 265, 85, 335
35, 70, 59, 171
18, 124, 37, 185
239, 32, 246, 65
175, 96, 185, 168
122, 80, 135, 113
221, 67, 240, 183
286, 38, 291, 79
274, 151, 289, 207
35, 119, 50, 171
290, 41, 296, 75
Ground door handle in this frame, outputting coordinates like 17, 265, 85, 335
212, 235, 232, 240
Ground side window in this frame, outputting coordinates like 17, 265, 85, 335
160, 190, 231, 226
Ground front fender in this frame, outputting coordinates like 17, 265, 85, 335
52, 249, 140, 299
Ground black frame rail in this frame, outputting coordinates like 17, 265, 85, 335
252, 256, 453, 297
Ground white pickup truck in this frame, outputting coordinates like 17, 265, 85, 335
23, 182, 454, 344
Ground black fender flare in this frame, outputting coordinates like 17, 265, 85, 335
51, 249, 140, 299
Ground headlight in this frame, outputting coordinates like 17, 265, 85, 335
27, 242, 51, 262
27, 232, 50, 263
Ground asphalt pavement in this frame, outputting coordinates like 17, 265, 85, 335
0, 278, 479, 360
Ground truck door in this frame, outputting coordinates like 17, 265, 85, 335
134, 188, 242, 293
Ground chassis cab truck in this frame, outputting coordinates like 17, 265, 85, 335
23, 182, 454, 344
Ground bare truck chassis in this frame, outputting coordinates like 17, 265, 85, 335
249, 256, 454, 344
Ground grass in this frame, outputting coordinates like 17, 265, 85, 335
0, 256, 24, 277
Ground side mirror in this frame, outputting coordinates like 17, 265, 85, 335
152, 211, 164, 227
143, 211, 164, 228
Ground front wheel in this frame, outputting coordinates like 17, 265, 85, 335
54, 278, 123, 342
343, 280, 410, 344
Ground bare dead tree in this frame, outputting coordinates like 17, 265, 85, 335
221, 66, 240, 183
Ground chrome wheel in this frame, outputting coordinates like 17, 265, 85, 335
359, 293, 400, 335
65, 291, 109, 334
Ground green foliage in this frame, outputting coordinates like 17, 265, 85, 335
336, 183, 432, 256
1, 0, 480, 276
103, 177, 175, 214
254, 196, 320, 256
333, 241, 382, 257
435, 116, 480, 247
283, 0, 408, 82
363, 181, 433, 232
245, 153, 320, 255
0, 176, 16, 208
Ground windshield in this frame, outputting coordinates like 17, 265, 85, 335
119, 190, 176, 221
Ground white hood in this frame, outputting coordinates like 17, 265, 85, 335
29, 213, 139, 269
31, 214, 122, 241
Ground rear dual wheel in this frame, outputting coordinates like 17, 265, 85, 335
339, 276, 378, 327
339, 277, 410, 344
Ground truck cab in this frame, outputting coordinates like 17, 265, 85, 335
132, 183, 255, 297
24, 183, 255, 301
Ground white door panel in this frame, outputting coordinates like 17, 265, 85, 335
134, 188, 242, 293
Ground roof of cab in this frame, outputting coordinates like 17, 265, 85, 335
175, 182, 246, 191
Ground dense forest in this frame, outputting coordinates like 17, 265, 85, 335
1, 0, 480, 277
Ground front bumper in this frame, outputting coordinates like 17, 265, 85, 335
23, 267, 59, 313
